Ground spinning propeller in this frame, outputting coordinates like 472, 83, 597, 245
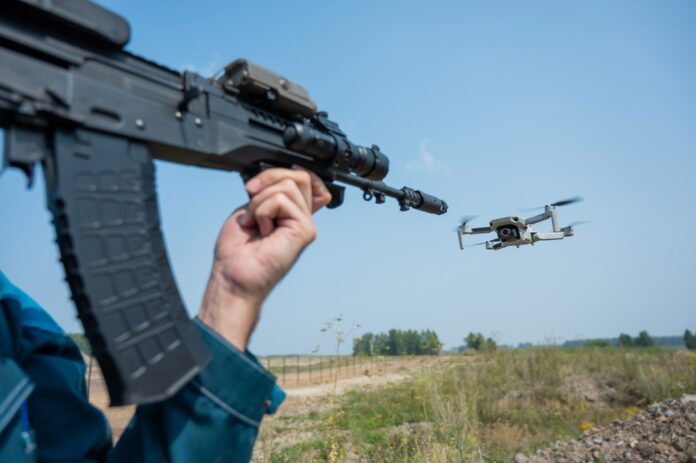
565, 221, 589, 228
453, 215, 478, 231
521, 196, 584, 211
550, 196, 584, 207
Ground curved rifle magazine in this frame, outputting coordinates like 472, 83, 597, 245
45, 128, 210, 406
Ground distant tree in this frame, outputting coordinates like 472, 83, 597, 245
386, 329, 403, 355
465, 332, 485, 351
402, 329, 422, 355
617, 333, 634, 348
483, 337, 498, 352
373, 333, 389, 355
634, 330, 655, 348
684, 329, 696, 351
422, 330, 443, 355
353, 332, 375, 355
585, 339, 611, 348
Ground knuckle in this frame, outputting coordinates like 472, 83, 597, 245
305, 223, 318, 242
249, 194, 262, 209
276, 190, 293, 205
295, 169, 311, 186
260, 168, 283, 185
279, 178, 297, 191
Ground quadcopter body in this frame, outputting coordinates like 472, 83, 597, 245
456, 197, 583, 251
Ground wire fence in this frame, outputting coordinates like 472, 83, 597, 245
257, 355, 402, 387
83, 353, 436, 398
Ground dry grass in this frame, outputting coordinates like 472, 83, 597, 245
262, 348, 696, 462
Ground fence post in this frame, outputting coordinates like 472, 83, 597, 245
297, 355, 300, 384
309, 357, 312, 381
319, 356, 322, 382
282, 356, 286, 385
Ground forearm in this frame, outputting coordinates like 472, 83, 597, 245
197, 267, 262, 351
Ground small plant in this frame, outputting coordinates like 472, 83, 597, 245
318, 315, 360, 462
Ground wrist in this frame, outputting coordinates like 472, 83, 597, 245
197, 270, 263, 351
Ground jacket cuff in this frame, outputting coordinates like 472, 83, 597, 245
0, 358, 34, 435
190, 318, 277, 427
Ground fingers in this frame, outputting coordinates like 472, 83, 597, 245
298, 167, 333, 212
245, 167, 333, 214
239, 175, 310, 233
245, 188, 317, 241
247, 178, 311, 217
246, 168, 312, 211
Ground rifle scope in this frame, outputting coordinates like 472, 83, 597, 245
283, 123, 389, 181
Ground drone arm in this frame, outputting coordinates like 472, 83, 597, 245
486, 239, 503, 251
525, 211, 551, 225
468, 226, 493, 234
527, 206, 562, 231
532, 231, 565, 241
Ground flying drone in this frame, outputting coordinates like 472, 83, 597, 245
456, 197, 585, 250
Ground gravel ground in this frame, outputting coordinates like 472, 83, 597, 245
515, 395, 696, 463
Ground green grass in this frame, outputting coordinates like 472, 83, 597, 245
269, 440, 326, 463
272, 348, 696, 462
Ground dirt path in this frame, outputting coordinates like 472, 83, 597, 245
285, 371, 407, 397
276, 355, 450, 414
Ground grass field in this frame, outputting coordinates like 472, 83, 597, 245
255, 348, 696, 462
88, 354, 414, 440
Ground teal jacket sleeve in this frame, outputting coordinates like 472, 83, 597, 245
1, 271, 113, 462
0, 271, 285, 463
113, 318, 285, 462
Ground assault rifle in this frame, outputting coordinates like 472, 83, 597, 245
0, 0, 448, 405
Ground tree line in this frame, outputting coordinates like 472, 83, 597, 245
619, 330, 696, 349
567, 330, 696, 349
617, 331, 655, 347
352, 329, 443, 356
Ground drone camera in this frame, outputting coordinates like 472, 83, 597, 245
496, 225, 520, 242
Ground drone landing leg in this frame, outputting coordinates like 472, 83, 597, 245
551, 207, 560, 232
457, 230, 464, 250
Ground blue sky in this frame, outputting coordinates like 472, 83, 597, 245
1, 0, 695, 354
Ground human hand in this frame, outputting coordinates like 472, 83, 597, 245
197, 167, 331, 350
